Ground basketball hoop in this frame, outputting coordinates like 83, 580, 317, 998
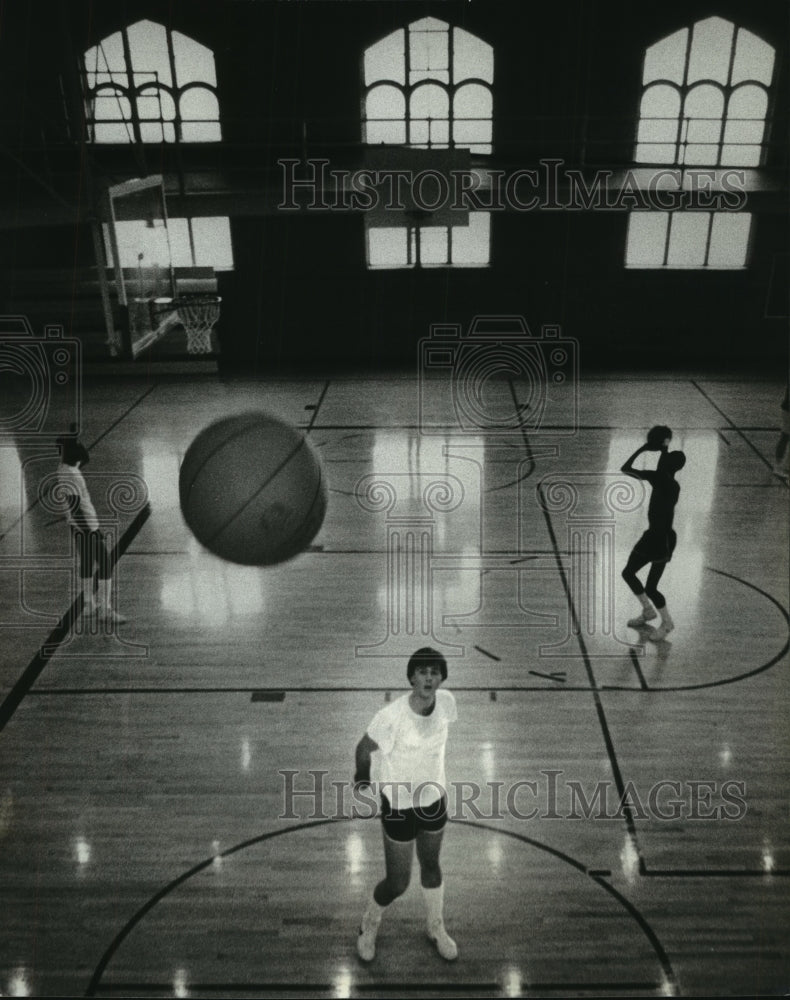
174, 294, 222, 354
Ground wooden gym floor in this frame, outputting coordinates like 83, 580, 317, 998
0, 369, 787, 998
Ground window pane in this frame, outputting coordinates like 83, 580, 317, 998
181, 119, 222, 142
137, 89, 176, 142
453, 28, 493, 84
93, 89, 132, 120
85, 32, 126, 81
681, 84, 723, 164
166, 218, 193, 267
721, 85, 767, 166
409, 18, 449, 86
450, 212, 490, 265
192, 217, 234, 269
86, 70, 124, 88
364, 29, 405, 87
666, 212, 709, 267
172, 30, 217, 87
625, 213, 668, 267
731, 28, 775, 86
127, 20, 172, 87
428, 117, 450, 147
687, 17, 734, 85
708, 212, 750, 267
180, 87, 222, 141
643, 28, 688, 85
453, 83, 492, 149
110, 219, 180, 268
636, 84, 681, 163
453, 120, 492, 153
137, 87, 175, 119
410, 84, 449, 147
94, 122, 134, 143
91, 91, 133, 142
419, 225, 449, 265
365, 85, 406, 144
366, 119, 407, 146
367, 226, 409, 269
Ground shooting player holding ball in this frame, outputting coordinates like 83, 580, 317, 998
620, 425, 686, 642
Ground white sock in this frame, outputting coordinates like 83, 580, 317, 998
423, 884, 458, 960
638, 594, 652, 612
659, 606, 673, 626
363, 897, 386, 927
422, 884, 445, 928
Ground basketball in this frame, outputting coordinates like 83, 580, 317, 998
646, 424, 672, 448
179, 412, 327, 565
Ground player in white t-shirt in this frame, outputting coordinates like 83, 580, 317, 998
56, 430, 126, 625
354, 647, 458, 963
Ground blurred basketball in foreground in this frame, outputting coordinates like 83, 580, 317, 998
179, 412, 327, 565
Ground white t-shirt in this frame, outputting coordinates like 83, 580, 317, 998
367, 689, 457, 811
56, 462, 99, 531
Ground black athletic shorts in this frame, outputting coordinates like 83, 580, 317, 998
380, 792, 448, 842
632, 528, 677, 564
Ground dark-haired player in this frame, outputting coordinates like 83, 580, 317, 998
620, 427, 685, 641
56, 428, 126, 625
354, 647, 457, 962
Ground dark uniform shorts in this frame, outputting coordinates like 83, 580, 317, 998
632, 528, 677, 564
380, 792, 448, 842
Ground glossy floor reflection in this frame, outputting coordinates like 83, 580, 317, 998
0, 371, 787, 998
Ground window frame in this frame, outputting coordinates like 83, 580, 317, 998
81, 20, 222, 144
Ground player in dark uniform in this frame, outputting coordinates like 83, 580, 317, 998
620, 427, 686, 641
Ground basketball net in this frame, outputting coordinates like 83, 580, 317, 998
177, 295, 221, 354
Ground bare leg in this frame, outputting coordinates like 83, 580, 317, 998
415, 827, 444, 888
645, 561, 673, 639
357, 832, 413, 961
622, 550, 656, 625
374, 831, 413, 903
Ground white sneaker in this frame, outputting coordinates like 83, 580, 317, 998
650, 621, 674, 641
627, 607, 657, 628
356, 912, 380, 962
427, 921, 458, 961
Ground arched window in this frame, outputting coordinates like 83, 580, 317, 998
83, 20, 221, 143
363, 17, 493, 154
628, 17, 774, 269
363, 18, 493, 269
636, 17, 774, 166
